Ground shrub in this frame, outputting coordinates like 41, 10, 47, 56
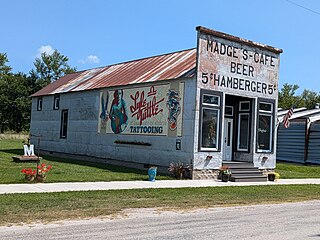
168, 162, 191, 179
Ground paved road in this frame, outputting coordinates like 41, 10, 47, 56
1, 201, 320, 240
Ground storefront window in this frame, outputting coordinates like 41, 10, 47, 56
257, 101, 274, 152
200, 91, 222, 151
203, 94, 219, 105
201, 108, 218, 149
259, 102, 272, 112
257, 114, 272, 151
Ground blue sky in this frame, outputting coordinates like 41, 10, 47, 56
2, 0, 320, 93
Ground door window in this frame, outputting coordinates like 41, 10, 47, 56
237, 101, 251, 152
238, 113, 250, 151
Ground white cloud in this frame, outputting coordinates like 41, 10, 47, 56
87, 55, 100, 63
78, 55, 100, 64
36, 45, 54, 58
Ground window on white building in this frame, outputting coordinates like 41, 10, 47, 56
60, 109, 68, 138
237, 101, 251, 152
53, 95, 60, 110
200, 91, 222, 151
238, 113, 250, 151
257, 101, 274, 152
37, 97, 42, 111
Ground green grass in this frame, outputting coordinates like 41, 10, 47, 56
0, 185, 319, 225
1, 136, 320, 183
0, 138, 171, 184
276, 162, 320, 179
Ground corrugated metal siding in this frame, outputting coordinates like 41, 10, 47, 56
277, 121, 306, 163
307, 121, 320, 164
32, 48, 196, 97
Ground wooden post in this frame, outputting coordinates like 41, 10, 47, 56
30, 134, 42, 176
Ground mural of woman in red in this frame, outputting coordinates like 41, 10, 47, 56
109, 89, 128, 134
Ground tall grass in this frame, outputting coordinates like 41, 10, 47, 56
0, 132, 29, 140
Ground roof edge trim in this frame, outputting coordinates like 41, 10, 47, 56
196, 26, 283, 54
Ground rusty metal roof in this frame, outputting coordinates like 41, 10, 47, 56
32, 48, 196, 97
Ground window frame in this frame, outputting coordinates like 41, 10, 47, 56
60, 109, 69, 139
237, 113, 250, 151
239, 101, 250, 111
202, 94, 220, 107
37, 97, 43, 111
259, 102, 273, 113
198, 90, 223, 152
53, 95, 60, 110
200, 107, 220, 151
225, 106, 234, 117
256, 99, 275, 153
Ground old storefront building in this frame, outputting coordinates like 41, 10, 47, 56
30, 26, 282, 180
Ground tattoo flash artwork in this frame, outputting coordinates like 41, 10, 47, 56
167, 90, 181, 130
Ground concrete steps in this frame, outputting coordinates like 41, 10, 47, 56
223, 161, 267, 182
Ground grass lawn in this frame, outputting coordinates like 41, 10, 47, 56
276, 162, 320, 178
1, 135, 320, 226
0, 138, 171, 184
0, 185, 319, 226
1, 136, 320, 183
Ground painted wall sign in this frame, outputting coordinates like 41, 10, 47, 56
99, 84, 171, 135
167, 89, 181, 131
197, 32, 280, 98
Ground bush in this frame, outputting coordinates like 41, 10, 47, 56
168, 162, 191, 179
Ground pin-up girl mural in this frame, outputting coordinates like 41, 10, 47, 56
109, 89, 128, 134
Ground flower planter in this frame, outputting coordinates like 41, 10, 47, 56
268, 174, 276, 181
24, 175, 35, 183
221, 173, 230, 182
148, 167, 157, 182
36, 175, 47, 182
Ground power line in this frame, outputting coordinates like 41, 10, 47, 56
285, 0, 320, 16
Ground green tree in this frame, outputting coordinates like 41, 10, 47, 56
278, 83, 320, 110
0, 53, 12, 132
0, 53, 11, 75
33, 49, 76, 86
0, 72, 32, 132
300, 89, 320, 109
0, 50, 76, 133
278, 83, 302, 109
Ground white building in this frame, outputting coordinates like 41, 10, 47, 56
30, 26, 282, 180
